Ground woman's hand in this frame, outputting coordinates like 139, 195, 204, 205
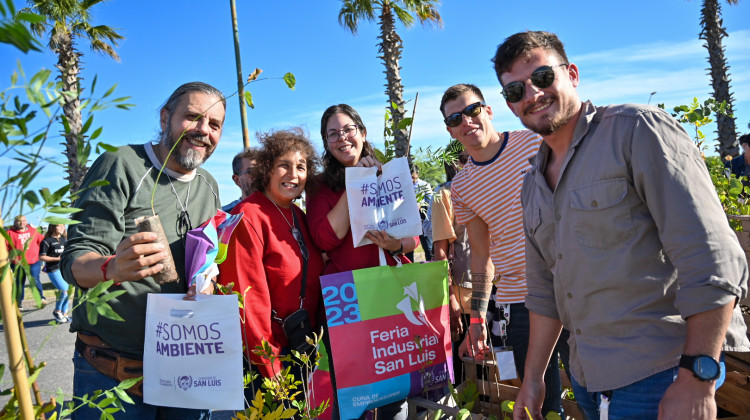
365, 230, 401, 252
356, 155, 382, 172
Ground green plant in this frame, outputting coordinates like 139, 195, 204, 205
662, 98, 748, 228
706, 155, 749, 230
659, 97, 730, 153
233, 340, 329, 420
0, 5, 138, 418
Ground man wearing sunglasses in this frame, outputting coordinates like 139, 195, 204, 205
493, 31, 749, 420
440, 83, 566, 416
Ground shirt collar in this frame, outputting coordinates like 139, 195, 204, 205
144, 142, 197, 182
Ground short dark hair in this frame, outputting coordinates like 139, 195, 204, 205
444, 140, 464, 182
317, 104, 376, 192
440, 84, 485, 116
492, 31, 569, 85
231, 148, 260, 175
740, 134, 750, 147
251, 128, 319, 193
161, 82, 226, 120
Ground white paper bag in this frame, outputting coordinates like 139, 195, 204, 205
143, 293, 244, 410
345, 157, 422, 247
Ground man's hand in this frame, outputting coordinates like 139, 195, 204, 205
658, 372, 716, 420
459, 323, 490, 360
513, 378, 545, 420
449, 293, 464, 341
107, 232, 169, 283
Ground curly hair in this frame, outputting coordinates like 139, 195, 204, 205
317, 104, 376, 192
251, 127, 319, 194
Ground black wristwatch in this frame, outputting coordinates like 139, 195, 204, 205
389, 242, 404, 256
679, 354, 720, 381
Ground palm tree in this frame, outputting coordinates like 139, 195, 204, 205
699, 0, 739, 159
22, 0, 123, 192
339, 0, 442, 158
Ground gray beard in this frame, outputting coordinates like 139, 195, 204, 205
159, 129, 210, 171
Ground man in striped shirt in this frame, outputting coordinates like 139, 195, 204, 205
441, 83, 565, 416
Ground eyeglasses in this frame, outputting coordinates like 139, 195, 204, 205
237, 167, 255, 176
326, 124, 359, 143
458, 154, 469, 165
501, 64, 568, 103
444, 102, 485, 128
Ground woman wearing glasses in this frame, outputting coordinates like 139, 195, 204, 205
306, 104, 418, 420
219, 128, 324, 398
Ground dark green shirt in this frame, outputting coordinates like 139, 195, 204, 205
61, 143, 220, 356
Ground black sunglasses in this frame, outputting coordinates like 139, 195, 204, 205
444, 102, 485, 128
501, 64, 568, 103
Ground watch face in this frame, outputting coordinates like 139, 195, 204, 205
694, 356, 720, 380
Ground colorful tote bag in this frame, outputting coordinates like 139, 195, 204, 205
320, 261, 452, 419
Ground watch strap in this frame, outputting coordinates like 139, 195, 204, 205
679, 354, 720, 381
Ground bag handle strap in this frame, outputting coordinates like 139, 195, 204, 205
272, 208, 309, 323
291, 209, 308, 307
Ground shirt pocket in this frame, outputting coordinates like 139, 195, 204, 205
526, 205, 556, 266
569, 178, 634, 249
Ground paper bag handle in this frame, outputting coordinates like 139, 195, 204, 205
170, 309, 195, 318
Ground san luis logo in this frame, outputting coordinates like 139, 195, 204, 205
177, 375, 192, 391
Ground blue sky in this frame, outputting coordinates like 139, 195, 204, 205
2, 0, 749, 225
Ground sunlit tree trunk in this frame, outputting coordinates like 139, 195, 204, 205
700, 0, 738, 159
378, 4, 408, 157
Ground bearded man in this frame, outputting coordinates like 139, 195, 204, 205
61, 81, 225, 420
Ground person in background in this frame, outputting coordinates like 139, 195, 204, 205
726, 133, 750, 179
441, 83, 565, 416
306, 104, 419, 420
40, 223, 69, 323
219, 128, 324, 401
8, 215, 45, 306
61, 81, 224, 420
492, 30, 749, 420
430, 140, 471, 383
222, 147, 259, 212
405, 164, 433, 261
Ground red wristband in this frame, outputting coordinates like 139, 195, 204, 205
101, 255, 115, 283
469, 317, 485, 324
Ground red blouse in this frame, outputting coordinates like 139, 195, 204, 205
219, 191, 323, 377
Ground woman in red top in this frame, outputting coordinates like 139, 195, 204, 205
306, 104, 418, 420
220, 128, 324, 398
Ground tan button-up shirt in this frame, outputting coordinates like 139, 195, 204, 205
522, 101, 750, 391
